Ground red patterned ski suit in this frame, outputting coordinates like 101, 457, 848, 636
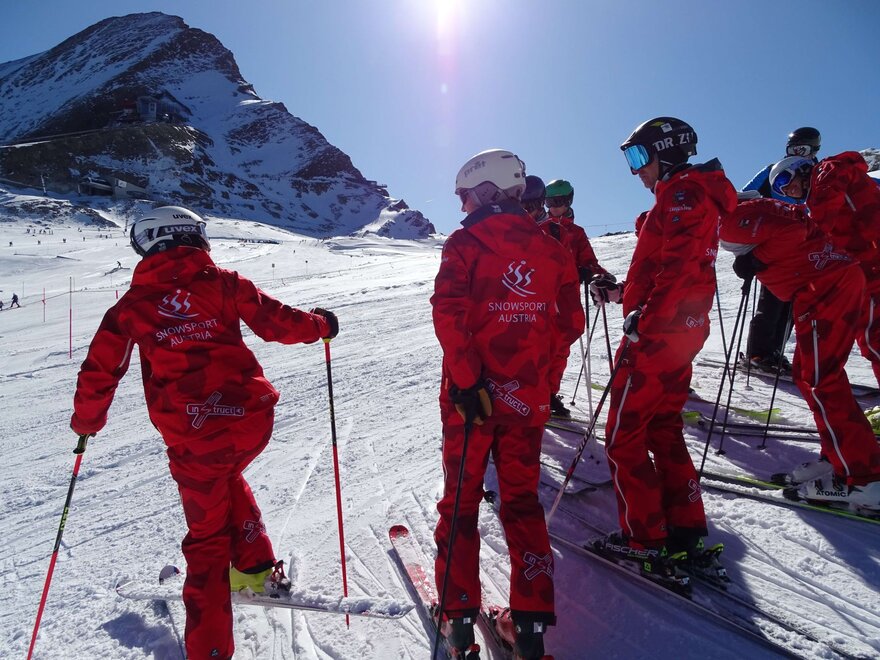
71, 247, 330, 659
604, 160, 736, 545
720, 198, 880, 484
431, 199, 584, 622
807, 151, 880, 385
537, 210, 607, 391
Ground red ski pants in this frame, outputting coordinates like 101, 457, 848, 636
604, 327, 709, 544
435, 422, 554, 618
167, 409, 276, 660
856, 292, 880, 386
792, 268, 880, 485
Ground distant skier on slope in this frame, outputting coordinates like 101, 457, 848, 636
70, 206, 338, 660
720, 194, 880, 509
589, 117, 737, 580
770, 150, 880, 386
431, 150, 584, 659
738, 127, 822, 375
534, 177, 613, 418
10, 293, 20, 308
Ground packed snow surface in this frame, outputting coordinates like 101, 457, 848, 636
1, 211, 878, 659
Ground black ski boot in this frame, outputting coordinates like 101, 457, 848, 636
494, 608, 554, 659
668, 528, 728, 585
440, 610, 481, 660
592, 532, 691, 596
550, 393, 571, 418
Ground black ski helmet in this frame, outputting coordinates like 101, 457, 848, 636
786, 127, 821, 157
621, 117, 698, 172
521, 175, 546, 203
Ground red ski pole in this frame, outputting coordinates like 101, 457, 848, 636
28, 434, 89, 660
323, 338, 350, 627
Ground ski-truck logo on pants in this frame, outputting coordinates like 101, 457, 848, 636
808, 243, 851, 270
186, 391, 245, 429
501, 260, 537, 297
522, 552, 553, 580
486, 379, 530, 416
687, 478, 702, 503
243, 519, 267, 543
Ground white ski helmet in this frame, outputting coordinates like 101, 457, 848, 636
454, 149, 527, 208
769, 156, 814, 198
130, 206, 210, 257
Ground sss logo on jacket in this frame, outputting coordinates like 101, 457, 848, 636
502, 260, 536, 297
159, 289, 199, 319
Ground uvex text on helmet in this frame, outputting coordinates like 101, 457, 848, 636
130, 206, 210, 257
454, 149, 527, 201
621, 117, 698, 169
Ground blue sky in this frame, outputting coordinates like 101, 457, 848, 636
1, 1, 878, 235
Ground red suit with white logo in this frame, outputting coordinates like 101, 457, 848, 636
537, 210, 608, 392
721, 198, 880, 484
604, 160, 736, 546
432, 199, 584, 622
71, 247, 329, 659
806, 151, 880, 384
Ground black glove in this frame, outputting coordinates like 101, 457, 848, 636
732, 252, 767, 281
449, 381, 493, 426
623, 309, 642, 343
310, 307, 339, 339
577, 267, 593, 284
589, 274, 622, 306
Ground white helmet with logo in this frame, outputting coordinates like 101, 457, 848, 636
130, 206, 210, 257
454, 149, 527, 208
768, 156, 814, 198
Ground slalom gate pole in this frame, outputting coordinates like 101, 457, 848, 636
322, 338, 350, 628
601, 305, 614, 372
571, 305, 601, 405
698, 278, 751, 476
547, 340, 630, 524
757, 311, 795, 450
27, 434, 89, 660
433, 421, 473, 660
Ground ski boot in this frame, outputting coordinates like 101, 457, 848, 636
668, 531, 729, 586
230, 559, 291, 597
791, 475, 880, 513
772, 456, 832, 486
550, 393, 571, 418
433, 607, 481, 660
492, 608, 554, 660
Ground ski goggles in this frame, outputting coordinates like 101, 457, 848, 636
546, 196, 570, 208
786, 144, 815, 158
623, 144, 652, 172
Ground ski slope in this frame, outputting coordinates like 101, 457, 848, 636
1, 213, 878, 659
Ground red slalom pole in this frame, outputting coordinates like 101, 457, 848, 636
323, 338, 350, 627
28, 434, 89, 660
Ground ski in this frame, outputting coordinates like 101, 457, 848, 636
682, 411, 821, 443
699, 476, 880, 525
698, 356, 880, 398
389, 524, 506, 659
116, 568, 411, 618
548, 531, 800, 658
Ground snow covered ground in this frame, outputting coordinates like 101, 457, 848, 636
1, 210, 878, 659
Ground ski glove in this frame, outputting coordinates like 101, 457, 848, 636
589, 274, 622, 306
732, 252, 767, 281
449, 381, 493, 426
310, 307, 339, 339
623, 309, 642, 343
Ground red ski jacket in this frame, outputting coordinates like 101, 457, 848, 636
623, 160, 737, 337
537, 210, 608, 279
432, 200, 585, 426
719, 198, 856, 302
807, 151, 880, 288
71, 247, 330, 445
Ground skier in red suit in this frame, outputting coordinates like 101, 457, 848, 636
720, 195, 880, 507
770, 152, 880, 385
431, 149, 584, 659
70, 206, 338, 660
590, 118, 737, 579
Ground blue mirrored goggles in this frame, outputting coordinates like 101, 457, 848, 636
623, 144, 652, 172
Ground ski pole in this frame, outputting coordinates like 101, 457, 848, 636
547, 340, 630, 524
713, 268, 732, 381
28, 434, 89, 660
744, 283, 759, 389
322, 338, 350, 628
601, 305, 614, 372
433, 421, 473, 660
757, 311, 794, 450
698, 278, 751, 475
571, 305, 602, 405
583, 285, 595, 422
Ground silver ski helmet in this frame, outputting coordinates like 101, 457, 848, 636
454, 149, 527, 209
769, 156, 814, 199
130, 206, 210, 257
